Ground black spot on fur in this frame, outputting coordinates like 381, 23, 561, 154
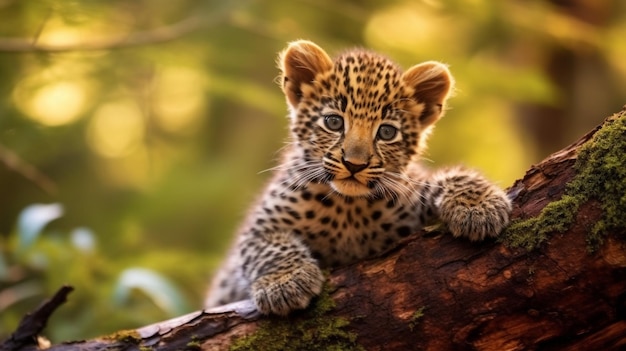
315, 193, 334, 207
397, 226, 412, 237
339, 94, 347, 112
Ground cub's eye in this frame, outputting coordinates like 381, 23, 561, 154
377, 124, 398, 141
324, 115, 344, 132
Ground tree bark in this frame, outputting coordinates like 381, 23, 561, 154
3, 108, 626, 351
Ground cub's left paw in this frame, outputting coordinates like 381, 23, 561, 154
435, 169, 512, 241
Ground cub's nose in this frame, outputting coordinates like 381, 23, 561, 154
341, 157, 368, 174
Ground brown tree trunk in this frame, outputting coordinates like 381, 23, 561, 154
3, 108, 626, 351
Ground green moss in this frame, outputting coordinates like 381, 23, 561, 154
502, 194, 581, 250
186, 340, 202, 350
184, 334, 202, 350
502, 111, 626, 251
103, 329, 142, 344
408, 306, 425, 332
229, 284, 364, 351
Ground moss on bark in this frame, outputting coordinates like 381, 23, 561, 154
229, 284, 363, 351
502, 110, 626, 251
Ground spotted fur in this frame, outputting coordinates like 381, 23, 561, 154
205, 40, 511, 315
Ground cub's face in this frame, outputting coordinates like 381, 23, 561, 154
279, 41, 453, 197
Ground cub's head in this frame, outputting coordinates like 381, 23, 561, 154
278, 40, 453, 197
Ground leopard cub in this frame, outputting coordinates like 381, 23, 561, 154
205, 40, 511, 315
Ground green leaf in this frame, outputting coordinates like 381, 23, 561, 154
112, 267, 188, 315
16, 203, 64, 252
70, 227, 97, 253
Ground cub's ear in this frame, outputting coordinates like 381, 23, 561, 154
402, 61, 454, 127
279, 40, 333, 108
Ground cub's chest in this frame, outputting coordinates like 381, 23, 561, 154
255, 183, 416, 265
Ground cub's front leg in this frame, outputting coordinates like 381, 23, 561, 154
430, 167, 512, 241
240, 231, 325, 315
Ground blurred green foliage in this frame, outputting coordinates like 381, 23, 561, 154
0, 0, 625, 342
1, 204, 191, 340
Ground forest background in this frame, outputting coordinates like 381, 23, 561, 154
1, 0, 624, 342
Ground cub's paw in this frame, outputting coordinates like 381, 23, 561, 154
251, 262, 325, 315
435, 169, 512, 241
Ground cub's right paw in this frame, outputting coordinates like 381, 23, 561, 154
251, 262, 325, 315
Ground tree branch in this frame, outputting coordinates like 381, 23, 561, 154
0, 14, 212, 53
0, 285, 73, 351
0, 144, 57, 195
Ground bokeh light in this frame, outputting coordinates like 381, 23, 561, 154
13, 79, 90, 126
152, 66, 207, 133
87, 100, 145, 158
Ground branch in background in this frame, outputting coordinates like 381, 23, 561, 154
0, 286, 74, 351
30, 7, 53, 47
0, 15, 206, 53
0, 144, 57, 195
